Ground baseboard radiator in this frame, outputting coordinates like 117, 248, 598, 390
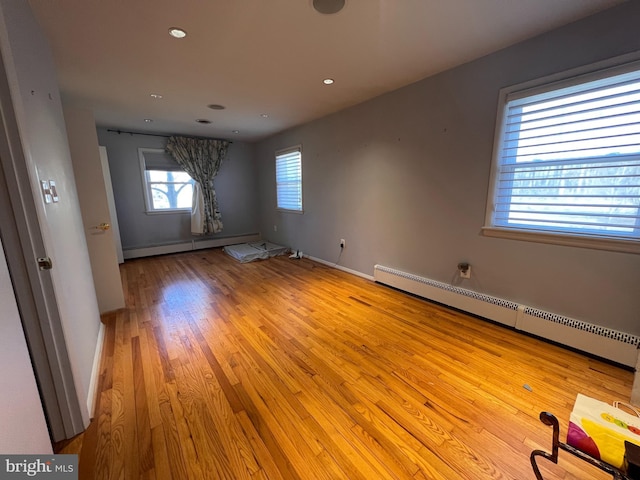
374, 265, 640, 368
123, 233, 261, 260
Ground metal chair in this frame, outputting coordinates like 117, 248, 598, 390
530, 411, 634, 480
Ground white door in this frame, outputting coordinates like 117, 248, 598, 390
0, 238, 53, 453
100, 146, 124, 263
79, 144, 125, 312
64, 108, 125, 313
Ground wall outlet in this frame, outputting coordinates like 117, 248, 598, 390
458, 263, 471, 279
340, 238, 346, 248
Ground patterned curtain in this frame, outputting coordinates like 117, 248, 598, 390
165, 136, 229, 235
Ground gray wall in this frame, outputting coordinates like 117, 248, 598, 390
97, 128, 259, 250
255, 3, 640, 336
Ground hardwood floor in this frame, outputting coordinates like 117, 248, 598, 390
60, 248, 633, 479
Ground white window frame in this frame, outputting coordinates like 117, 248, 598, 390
483, 53, 640, 255
275, 145, 303, 213
138, 148, 193, 214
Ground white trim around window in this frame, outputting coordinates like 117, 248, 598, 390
483, 51, 640, 254
138, 148, 193, 214
275, 145, 303, 213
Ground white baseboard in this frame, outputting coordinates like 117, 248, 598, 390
373, 264, 640, 368
304, 254, 374, 281
123, 233, 261, 259
87, 322, 105, 419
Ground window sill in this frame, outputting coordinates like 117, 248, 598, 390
145, 209, 191, 215
277, 208, 304, 215
481, 227, 640, 255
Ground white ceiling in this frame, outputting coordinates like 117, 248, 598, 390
28, 0, 623, 142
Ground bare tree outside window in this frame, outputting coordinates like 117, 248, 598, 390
147, 170, 193, 211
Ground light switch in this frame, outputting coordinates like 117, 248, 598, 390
49, 180, 59, 202
40, 180, 52, 204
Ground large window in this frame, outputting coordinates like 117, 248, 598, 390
275, 146, 303, 212
139, 148, 193, 213
484, 59, 640, 253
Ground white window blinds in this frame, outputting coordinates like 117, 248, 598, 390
275, 147, 302, 212
490, 65, 640, 241
142, 150, 183, 171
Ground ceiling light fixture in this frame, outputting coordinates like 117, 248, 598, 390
144, 118, 153, 123
232, 130, 240, 134
323, 78, 335, 85
207, 104, 226, 110
150, 93, 163, 99
312, 0, 345, 15
168, 27, 187, 39
260, 113, 269, 118
196, 119, 211, 124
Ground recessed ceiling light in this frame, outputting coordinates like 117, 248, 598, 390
313, 0, 346, 15
232, 130, 240, 134
196, 119, 211, 124
208, 104, 226, 110
144, 118, 153, 123
260, 113, 269, 118
150, 93, 163, 99
323, 78, 335, 85
168, 27, 187, 39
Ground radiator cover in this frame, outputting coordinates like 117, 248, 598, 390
374, 264, 640, 368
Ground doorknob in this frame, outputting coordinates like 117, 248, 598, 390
93, 222, 111, 231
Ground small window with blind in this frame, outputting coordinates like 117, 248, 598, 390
138, 148, 194, 213
484, 58, 640, 254
275, 146, 303, 213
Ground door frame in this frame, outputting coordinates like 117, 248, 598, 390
0, 43, 84, 442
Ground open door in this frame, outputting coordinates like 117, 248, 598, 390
100, 146, 124, 264
0, 236, 52, 453
63, 107, 125, 314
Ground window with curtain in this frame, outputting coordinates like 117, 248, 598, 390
484, 59, 640, 253
275, 146, 303, 212
139, 148, 193, 213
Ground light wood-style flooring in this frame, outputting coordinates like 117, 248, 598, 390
58, 248, 634, 479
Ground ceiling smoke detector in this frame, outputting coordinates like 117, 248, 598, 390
312, 0, 345, 15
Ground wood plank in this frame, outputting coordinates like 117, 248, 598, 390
59, 249, 634, 480
132, 336, 155, 474
109, 310, 127, 479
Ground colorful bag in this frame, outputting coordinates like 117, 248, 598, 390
567, 394, 640, 470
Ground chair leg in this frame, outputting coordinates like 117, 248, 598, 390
530, 412, 561, 480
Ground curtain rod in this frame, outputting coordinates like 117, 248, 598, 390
106, 128, 232, 143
